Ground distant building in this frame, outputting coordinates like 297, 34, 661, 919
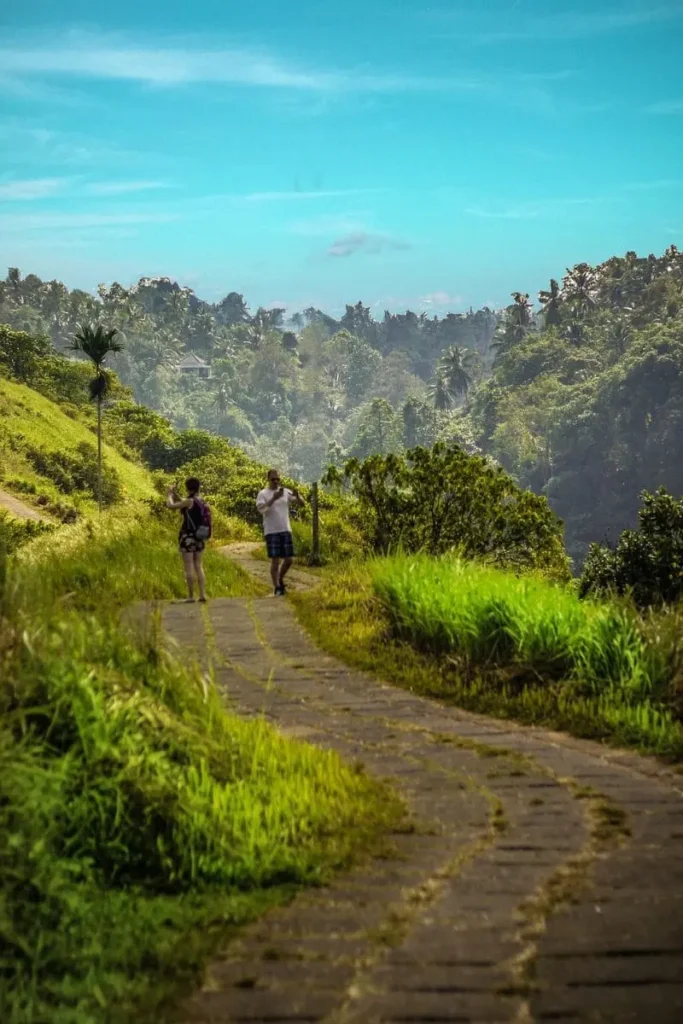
177, 353, 211, 379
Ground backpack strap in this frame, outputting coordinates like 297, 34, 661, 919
183, 498, 198, 533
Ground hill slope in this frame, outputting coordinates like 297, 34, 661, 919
0, 376, 157, 522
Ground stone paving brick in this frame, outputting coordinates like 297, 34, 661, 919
137, 560, 683, 1024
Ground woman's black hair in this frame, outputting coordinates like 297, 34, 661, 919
185, 477, 201, 496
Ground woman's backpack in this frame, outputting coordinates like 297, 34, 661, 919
185, 498, 212, 540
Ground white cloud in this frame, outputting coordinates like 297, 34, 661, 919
0, 176, 177, 201
421, 291, 463, 307
85, 180, 174, 196
243, 188, 383, 202
622, 179, 683, 190
462, 5, 682, 43
646, 98, 683, 114
370, 292, 465, 312
465, 197, 606, 220
0, 177, 67, 199
0, 69, 90, 106
0, 31, 488, 95
465, 204, 540, 220
0, 210, 179, 232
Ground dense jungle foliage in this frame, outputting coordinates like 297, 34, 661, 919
2, 244, 682, 562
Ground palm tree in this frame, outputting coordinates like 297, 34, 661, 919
71, 325, 122, 512
538, 279, 561, 326
214, 383, 230, 420
562, 263, 596, 315
437, 345, 474, 400
492, 292, 533, 362
610, 319, 632, 356
509, 292, 533, 337
428, 372, 453, 411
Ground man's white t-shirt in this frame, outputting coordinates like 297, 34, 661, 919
256, 488, 295, 536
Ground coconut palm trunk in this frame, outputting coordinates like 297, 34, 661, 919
97, 391, 103, 513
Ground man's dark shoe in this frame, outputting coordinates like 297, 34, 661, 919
274, 584, 285, 596
277, 581, 287, 596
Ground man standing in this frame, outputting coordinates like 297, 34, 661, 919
256, 469, 304, 596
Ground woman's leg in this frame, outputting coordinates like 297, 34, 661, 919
193, 552, 206, 601
181, 552, 195, 600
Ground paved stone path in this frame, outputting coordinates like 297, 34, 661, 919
148, 553, 683, 1023
217, 542, 319, 593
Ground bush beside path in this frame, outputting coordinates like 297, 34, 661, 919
149, 556, 683, 1024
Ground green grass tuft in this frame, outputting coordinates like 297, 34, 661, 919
11, 513, 263, 613
293, 556, 683, 760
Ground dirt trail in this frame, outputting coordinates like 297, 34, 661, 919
134, 550, 683, 1023
0, 488, 50, 522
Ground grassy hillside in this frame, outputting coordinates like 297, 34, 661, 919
0, 376, 157, 522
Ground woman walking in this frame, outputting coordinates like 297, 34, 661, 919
167, 477, 211, 602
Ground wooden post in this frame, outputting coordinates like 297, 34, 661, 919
309, 481, 322, 566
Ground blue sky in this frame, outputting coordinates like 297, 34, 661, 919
1, 1, 682, 315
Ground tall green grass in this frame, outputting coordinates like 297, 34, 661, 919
1, 517, 400, 1022
373, 556, 664, 695
293, 557, 683, 760
12, 513, 262, 612
371, 555, 682, 755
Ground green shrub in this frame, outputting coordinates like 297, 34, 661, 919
3, 477, 37, 495
325, 443, 570, 580
291, 507, 363, 564
103, 401, 174, 458
580, 488, 683, 607
142, 428, 228, 472
0, 511, 54, 554
0, 324, 52, 382
173, 451, 268, 525
23, 441, 122, 505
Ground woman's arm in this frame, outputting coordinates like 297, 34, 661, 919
167, 488, 193, 510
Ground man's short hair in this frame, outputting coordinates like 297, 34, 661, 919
267, 468, 280, 478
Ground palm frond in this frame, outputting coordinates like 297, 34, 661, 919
71, 324, 123, 369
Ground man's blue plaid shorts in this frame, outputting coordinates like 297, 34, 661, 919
265, 531, 295, 559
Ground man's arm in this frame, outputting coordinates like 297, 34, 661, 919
257, 488, 284, 512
